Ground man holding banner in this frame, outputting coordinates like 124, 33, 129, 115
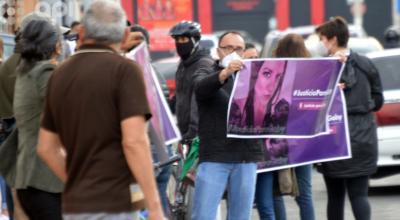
191, 31, 264, 220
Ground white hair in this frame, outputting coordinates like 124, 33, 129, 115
82, 0, 127, 44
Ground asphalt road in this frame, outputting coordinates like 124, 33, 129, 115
220, 169, 400, 220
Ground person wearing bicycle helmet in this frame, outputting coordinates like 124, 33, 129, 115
169, 21, 214, 145
383, 26, 400, 48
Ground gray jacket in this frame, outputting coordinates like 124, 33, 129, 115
0, 61, 63, 192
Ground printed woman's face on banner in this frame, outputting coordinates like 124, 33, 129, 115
267, 138, 289, 159
254, 61, 286, 101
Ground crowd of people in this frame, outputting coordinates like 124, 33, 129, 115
0, 0, 383, 220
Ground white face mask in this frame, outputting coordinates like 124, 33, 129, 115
220, 52, 242, 68
315, 41, 330, 57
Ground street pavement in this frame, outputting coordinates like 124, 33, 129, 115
220, 169, 400, 220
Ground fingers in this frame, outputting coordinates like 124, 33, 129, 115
228, 60, 243, 73
334, 51, 348, 63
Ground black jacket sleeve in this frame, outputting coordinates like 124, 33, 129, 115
182, 91, 199, 140
365, 59, 384, 111
353, 53, 384, 111
193, 65, 227, 101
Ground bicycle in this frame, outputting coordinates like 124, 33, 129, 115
166, 142, 197, 220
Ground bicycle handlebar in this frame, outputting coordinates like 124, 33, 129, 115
154, 155, 181, 170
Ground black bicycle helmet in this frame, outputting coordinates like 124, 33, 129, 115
384, 26, 400, 48
169, 20, 201, 41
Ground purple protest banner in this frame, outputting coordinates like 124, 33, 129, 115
257, 89, 351, 173
126, 43, 182, 161
227, 58, 344, 138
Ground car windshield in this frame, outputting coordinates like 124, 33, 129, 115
199, 39, 215, 49
371, 55, 400, 91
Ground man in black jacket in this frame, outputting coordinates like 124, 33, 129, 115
169, 21, 214, 144
191, 31, 264, 220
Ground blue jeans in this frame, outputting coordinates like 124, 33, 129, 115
0, 176, 7, 209
274, 165, 315, 220
0, 118, 15, 219
63, 212, 139, 220
255, 172, 275, 220
192, 162, 257, 220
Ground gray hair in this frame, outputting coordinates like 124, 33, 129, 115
20, 12, 52, 32
82, 0, 127, 44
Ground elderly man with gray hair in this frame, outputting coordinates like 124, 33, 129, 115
36, 1, 164, 220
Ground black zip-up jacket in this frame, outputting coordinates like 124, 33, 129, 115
174, 47, 214, 142
193, 62, 264, 163
320, 51, 384, 178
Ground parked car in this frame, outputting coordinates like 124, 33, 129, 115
152, 56, 179, 97
199, 34, 218, 59
305, 34, 383, 57
261, 25, 367, 57
366, 48, 400, 178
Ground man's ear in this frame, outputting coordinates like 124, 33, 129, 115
55, 41, 62, 56
121, 27, 130, 46
332, 36, 338, 46
77, 25, 85, 49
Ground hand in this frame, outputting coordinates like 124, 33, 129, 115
1, 209, 9, 216
219, 60, 243, 83
333, 50, 347, 63
130, 32, 146, 47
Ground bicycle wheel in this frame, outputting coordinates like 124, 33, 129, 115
167, 159, 195, 219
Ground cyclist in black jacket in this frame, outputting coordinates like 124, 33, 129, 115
169, 21, 214, 144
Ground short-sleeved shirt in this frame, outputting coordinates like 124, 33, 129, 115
41, 44, 151, 213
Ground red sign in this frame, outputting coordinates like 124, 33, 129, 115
137, 0, 193, 52
226, 0, 261, 11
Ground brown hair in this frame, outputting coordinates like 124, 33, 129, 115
274, 33, 311, 58
315, 16, 349, 48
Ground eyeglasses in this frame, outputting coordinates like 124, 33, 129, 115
219, 45, 244, 54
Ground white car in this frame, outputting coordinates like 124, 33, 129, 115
305, 34, 383, 57
367, 48, 400, 178
261, 24, 367, 58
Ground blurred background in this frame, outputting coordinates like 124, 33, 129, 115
0, 0, 399, 59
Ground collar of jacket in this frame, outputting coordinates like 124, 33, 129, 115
181, 47, 211, 67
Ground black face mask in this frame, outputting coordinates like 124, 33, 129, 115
176, 41, 194, 60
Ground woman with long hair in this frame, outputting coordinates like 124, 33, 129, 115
271, 34, 316, 220
255, 33, 316, 220
13, 19, 63, 220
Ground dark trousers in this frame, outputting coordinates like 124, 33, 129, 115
17, 187, 62, 220
323, 175, 371, 220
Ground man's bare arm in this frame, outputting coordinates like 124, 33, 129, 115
121, 116, 164, 219
37, 128, 67, 183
